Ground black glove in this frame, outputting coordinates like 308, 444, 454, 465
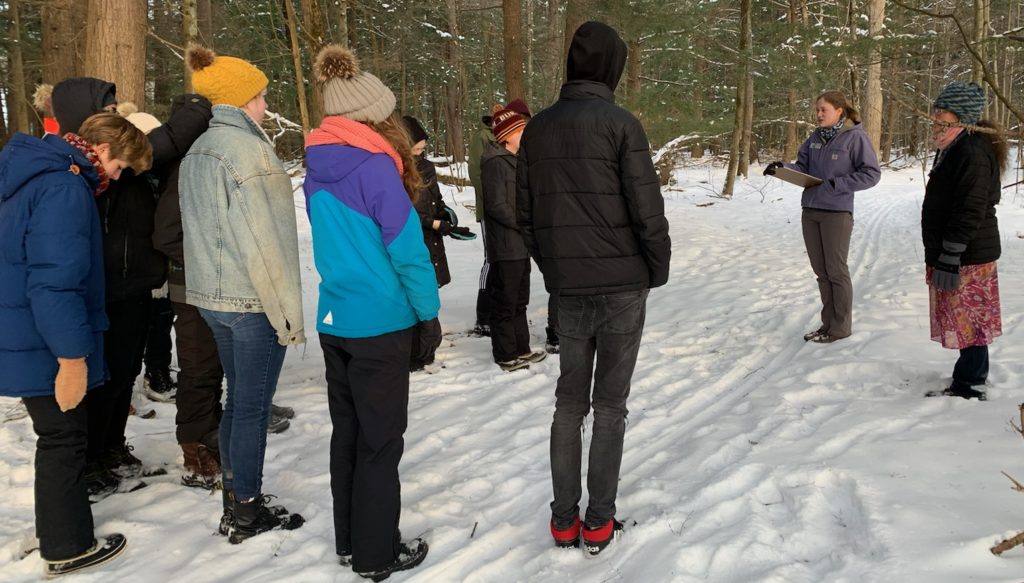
437, 220, 453, 235
763, 161, 784, 176
448, 226, 477, 241
931, 241, 966, 291
442, 205, 458, 227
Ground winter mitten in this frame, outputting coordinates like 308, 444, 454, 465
437, 220, 453, 236
442, 205, 459, 227
448, 226, 477, 240
931, 240, 966, 291
763, 161, 784, 176
55, 357, 88, 412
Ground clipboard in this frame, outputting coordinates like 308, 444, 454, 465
771, 167, 823, 188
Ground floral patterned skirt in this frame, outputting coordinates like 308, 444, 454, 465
927, 262, 1002, 349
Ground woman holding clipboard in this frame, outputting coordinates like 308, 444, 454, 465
765, 91, 881, 343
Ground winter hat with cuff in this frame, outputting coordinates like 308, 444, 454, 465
186, 44, 268, 108
933, 81, 987, 126
118, 102, 162, 134
314, 45, 396, 123
491, 107, 526, 143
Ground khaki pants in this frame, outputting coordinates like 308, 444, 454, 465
801, 208, 853, 338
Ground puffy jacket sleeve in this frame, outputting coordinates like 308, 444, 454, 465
147, 95, 213, 169
620, 117, 671, 289
230, 161, 305, 345
482, 156, 519, 230
515, 143, 538, 261
943, 139, 996, 246
363, 156, 440, 322
152, 161, 184, 263
25, 183, 97, 358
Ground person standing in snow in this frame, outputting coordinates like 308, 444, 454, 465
765, 91, 881, 344
402, 115, 476, 372
921, 82, 1005, 401
180, 45, 306, 543
482, 106, 546, 372
305, 45, 437, 579
0, 112, 152, 577
468, 110, 496, 337
516, 21, 671, 555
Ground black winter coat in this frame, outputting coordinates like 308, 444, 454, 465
101, 95, 212, 302
922, 131, 1001, 266
482, 142, 529, 262
516, 80, 671, 296
413, 157, 452, 287
151, 95, 214, 303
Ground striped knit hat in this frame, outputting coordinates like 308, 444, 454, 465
491, 108, 526, 143
314, 45, 395, 123
933, 81, 986, 125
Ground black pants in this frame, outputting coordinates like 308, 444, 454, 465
548, 289, 559, 332
86, 293, 152, 463
143, 296, 175, 373
475, 260, 492, 327
322, 329, 412, 572
952, 345, 989, 390
409, 317, 442, 369
488, 259, 531, 362
24, 395, 94, 561
172, 301, 224, 452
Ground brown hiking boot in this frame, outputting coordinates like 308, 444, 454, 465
181, 443, 221, 490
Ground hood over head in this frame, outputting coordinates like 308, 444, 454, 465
51, 77, 117, 135
566, 21, 628, 91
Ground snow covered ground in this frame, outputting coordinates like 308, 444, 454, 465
2, 161, 1023, 582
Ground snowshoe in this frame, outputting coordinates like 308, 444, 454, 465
44, 534, 127, 578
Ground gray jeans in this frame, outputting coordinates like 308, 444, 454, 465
550, 289, 648, 529
801, 208, 853, 338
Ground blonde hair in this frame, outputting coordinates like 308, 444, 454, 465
77, 113, 153, 173
367, 112, 424, 201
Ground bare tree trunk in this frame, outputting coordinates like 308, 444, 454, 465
283, 0, 311, 134
723, 0, 751, 197
302, 0, 327, 127
183, 0, 198, 92
863, 0, 885, 152
526, 0, 534, 107
86, 0, 147, 107
690, 35, 706, 159
444, 0, 466, 161
739, 76, 753, 176
972, 0, 988, 86
563, 0, 588, 81
784, 0, 800, 161
0, 82, 8, 146
41, 0, 83, 84
197, 0, 213, 45
846, 0, 860, 108
626, 38, 641, 114
8, 0, 30, 135
546, 0, 563, 102
503, 0, 525, 101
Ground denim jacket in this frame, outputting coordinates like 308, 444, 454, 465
179, 105, 305, 345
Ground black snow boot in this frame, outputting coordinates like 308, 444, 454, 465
355, 538, 429, 581
228, 495, 304, 544
44, 534, 127, 578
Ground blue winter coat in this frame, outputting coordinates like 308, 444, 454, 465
304, 144, 439, 339
0, 133, 108, 397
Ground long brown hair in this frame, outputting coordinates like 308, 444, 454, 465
367, 112, 424, 202
976, 120, 1009, 173
816, 91, 861, 124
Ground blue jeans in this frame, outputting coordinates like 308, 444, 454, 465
550, 290, 648, 529
199, 309, 286, 501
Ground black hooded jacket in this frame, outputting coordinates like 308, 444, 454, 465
516, 22, 671, 296
51, 83, 212, 302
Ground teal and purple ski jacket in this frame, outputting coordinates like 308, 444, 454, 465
304, 144, 439, 339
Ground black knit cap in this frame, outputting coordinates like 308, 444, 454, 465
402, 115, 429, 144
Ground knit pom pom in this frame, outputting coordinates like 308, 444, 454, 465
32, 84, 53, 115
314, 45, 360, 82
187, 44, 216, 72
490, 103, 504, 115
116, 102, 139, 117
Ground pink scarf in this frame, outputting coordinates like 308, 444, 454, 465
933, 126, 964, 152
305, 116, 404, 175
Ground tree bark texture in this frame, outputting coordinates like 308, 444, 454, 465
86, 0, 147, 107
302, 0, 327, 127
444, 0, 466, 161
863, 0, 885, 152
183, 0, 198, 92
503, 0, 525, 101
41, 0, 83, 84
723, 0, 751, 197
8, 0, 30, 135
283, 0, 312, 134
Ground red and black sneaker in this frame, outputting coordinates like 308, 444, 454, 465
582, 518, 623, 557
550, 516, 581, 548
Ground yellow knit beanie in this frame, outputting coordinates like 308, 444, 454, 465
186, 44, 268, 108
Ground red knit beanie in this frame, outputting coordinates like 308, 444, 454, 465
491, 108, 526, 143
